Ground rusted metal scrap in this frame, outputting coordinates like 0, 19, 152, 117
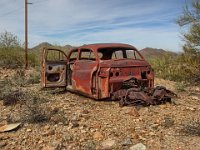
41, 43, 176, 107
114, 86, 177, 107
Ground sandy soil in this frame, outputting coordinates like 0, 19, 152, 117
0, 69, 200, 150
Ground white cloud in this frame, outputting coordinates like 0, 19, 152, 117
0, 0, 186, 51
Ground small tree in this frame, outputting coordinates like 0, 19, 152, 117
176, 0, 200, 83
0, 31, 21, 49
177, 0, 200, 53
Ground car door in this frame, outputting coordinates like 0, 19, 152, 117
41, 48, 67, 88
72, 48, 98, 96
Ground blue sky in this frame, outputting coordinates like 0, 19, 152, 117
0, 0, 188, 51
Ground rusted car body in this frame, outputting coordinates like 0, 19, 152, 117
41, 43, 155, 101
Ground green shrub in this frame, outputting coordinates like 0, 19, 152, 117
180, 121, 200, 136
149, 53, 200, 84
0, 47, 24, 68
28, 52, 40, 67
0, 47, 40, 68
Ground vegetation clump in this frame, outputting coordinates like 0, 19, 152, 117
149, 0, 200, 84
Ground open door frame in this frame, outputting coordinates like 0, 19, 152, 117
41, 47, 68, 88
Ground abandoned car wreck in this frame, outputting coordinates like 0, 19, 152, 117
41, 43, 175, 106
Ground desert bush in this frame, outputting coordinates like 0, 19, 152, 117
0, 47, 24, 68
0, 47, 40, 68
18, 91, 50, 123
149, 53, 200, 84
0, 31, 21, 48
0, 78, 50, 123
26, 72, 41, 84
180, 121, 200, 136
0, 69, 41, 103
0, 31, 40, 68
4, 90, 50, 124
28, 52, 40, 67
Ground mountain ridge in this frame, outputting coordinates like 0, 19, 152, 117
30, 42, 178, 59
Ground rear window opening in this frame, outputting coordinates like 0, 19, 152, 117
98, 48, 143, 60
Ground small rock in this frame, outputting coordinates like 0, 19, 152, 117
42, 129, 55, 136
159, 104, 167, 109
138, 136, 146, 141
101, 138, 116, 149
26, 128, 32, 132
82, 109, 89, 114
90, 128, 96, 132
191, 96, 199, 100
93, 131, 104, 140
128, 107, 140, 117
71, 120, 79, 128
83, 141, 96, 150
92, 123, 101, 129
3, 75, 8, 78
131, 133, 139, 139
51, 141, 62, 150
148, 132, 156, 136
0, 141, 7, 148
196, 87, 200, 92
38, 140, 44, 144
81, 129, 86, 133
44, 125, 50, 130
161, 117, 174, 128
122, 138, 132, 146
0, 135, 10, 140
130, 143, 146, 150
71, 115, 80, 121
150, 123, 160, 130
50, 114, 63, 123
42, 146, 55, 150
185, 107, 196, 111
64, 120, 69, 126
63, 135, 73, 142
58, 122, 63, 125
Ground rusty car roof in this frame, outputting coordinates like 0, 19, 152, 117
78, 43, 138, 51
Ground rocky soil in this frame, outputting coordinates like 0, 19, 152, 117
0, 68, 200, 150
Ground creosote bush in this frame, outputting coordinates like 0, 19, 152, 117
0, 68, 49, 123
18, 91, 50, 123
180, 121, 200, 136
0, 47, 40, 68
149, 53, 200, 84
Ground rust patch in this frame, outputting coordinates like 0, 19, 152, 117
41, 43, 176, 107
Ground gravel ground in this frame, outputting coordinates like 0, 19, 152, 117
0, 69, 200, 150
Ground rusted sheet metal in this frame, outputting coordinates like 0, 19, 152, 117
72, 60, 98, 95
112, 86, 177, 107
42, 43, 168, 104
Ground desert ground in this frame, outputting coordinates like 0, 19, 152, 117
0, 68, 200, 150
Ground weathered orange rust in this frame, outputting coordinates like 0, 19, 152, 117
41, 43, 175, 105
42, 43, 154, 99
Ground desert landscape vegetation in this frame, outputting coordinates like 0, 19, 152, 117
0, 0, 200, 150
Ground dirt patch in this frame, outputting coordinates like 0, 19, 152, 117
0, 68, 200, 149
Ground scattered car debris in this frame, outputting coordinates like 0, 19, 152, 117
115, 86, 177, 107
0, 122, 21, 133
41, 43, 176, 106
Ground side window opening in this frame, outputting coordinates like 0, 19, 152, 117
69, 50, 78, 61
112, 50, 124, 59
80, 49, 96, 61
126, 50, 143, 60
46, 50, 67, 61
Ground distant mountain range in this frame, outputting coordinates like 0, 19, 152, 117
140, 47, 177, 60
30, 42, 178, 59
31, 42, 73, 53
